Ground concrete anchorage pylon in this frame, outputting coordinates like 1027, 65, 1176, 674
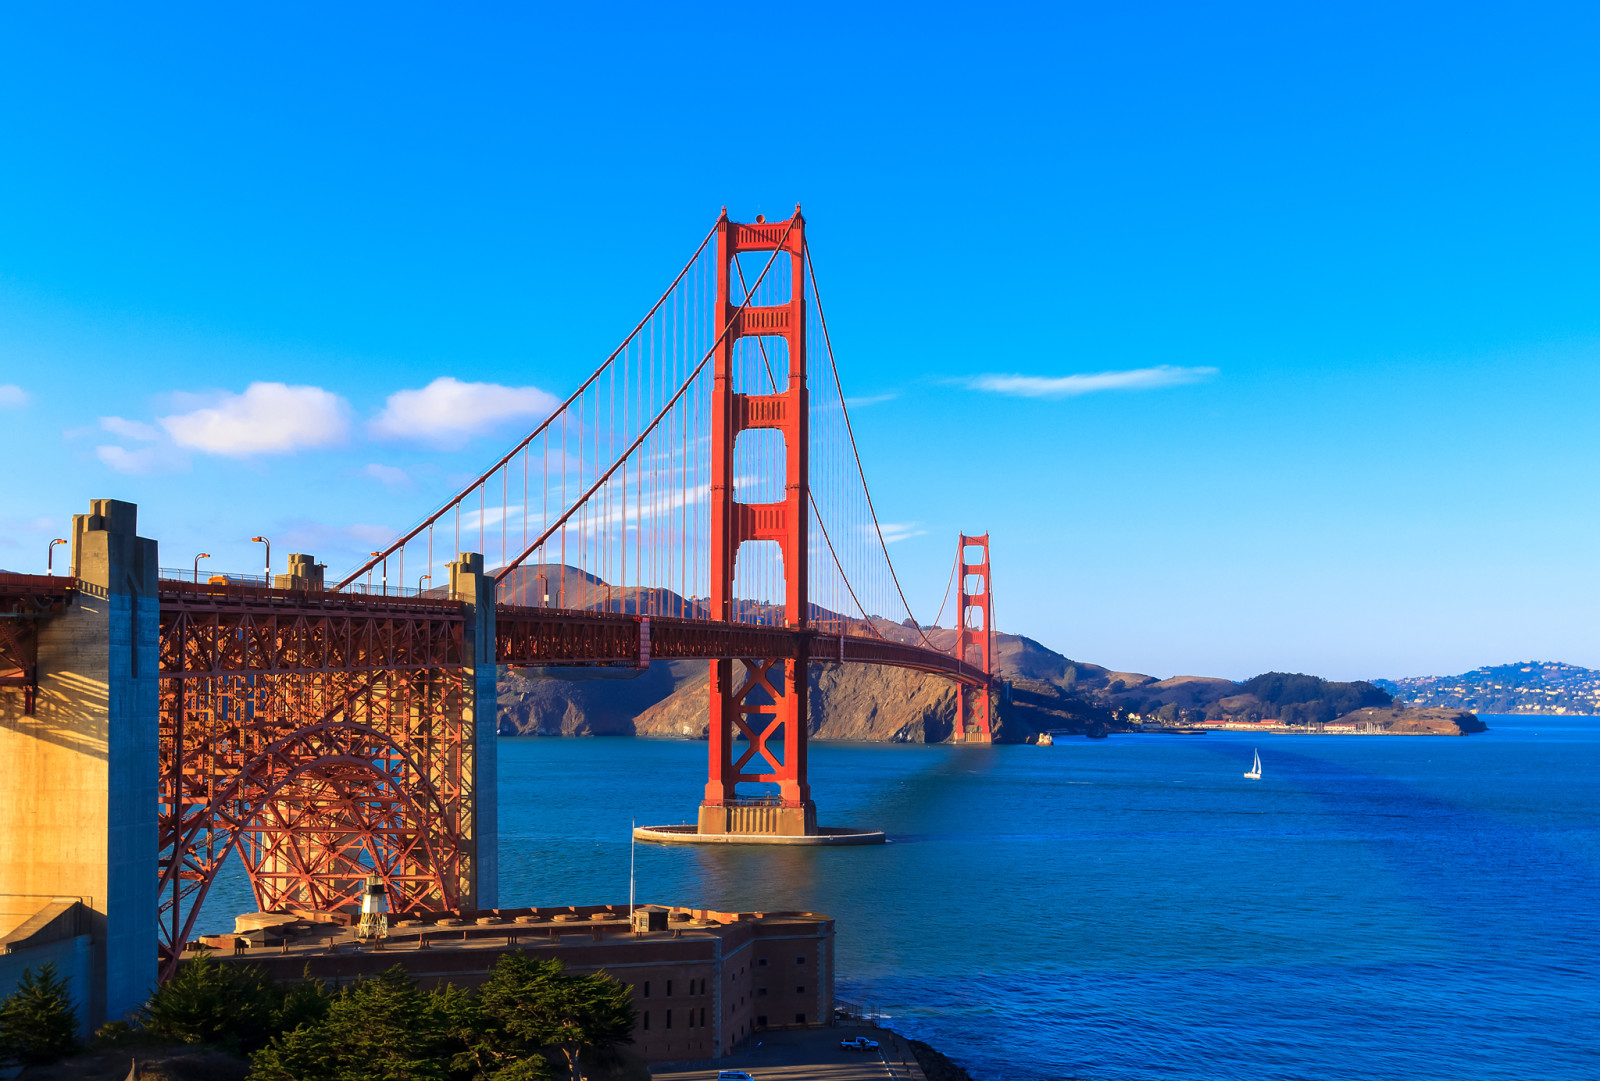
450, 552, 498, 909
0, 499, 158, 1029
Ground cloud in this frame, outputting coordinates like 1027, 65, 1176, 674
100, 415, 162, 441
362, 463, 413, 490
968, 365, 1218, 398
876, 522, 927, 544
159, 382, 350, 456
845, 392, 898, 408
371, 377, 559, 449
95, 443, 190, 475
0, 384, 30, 407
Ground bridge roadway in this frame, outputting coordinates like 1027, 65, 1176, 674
3, 572, 992, 688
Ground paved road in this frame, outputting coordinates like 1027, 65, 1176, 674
652, 1025, 926, 1081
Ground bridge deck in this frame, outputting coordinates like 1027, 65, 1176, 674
0, 573, 990, 688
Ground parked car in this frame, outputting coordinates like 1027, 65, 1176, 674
718, 1072, 755, 1081
840, 1037, 880, 1051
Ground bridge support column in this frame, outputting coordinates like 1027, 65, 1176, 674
955, 533, 995, 743
696, 208, 819, 839
450, 553, 498, 908
0, 499, 158, 1028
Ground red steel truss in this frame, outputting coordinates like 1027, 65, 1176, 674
151, 580, 993, 977
705, 209, 813, 820
0, 574, 73, 716
156, 580, 472, 978
955, 534, 995, 742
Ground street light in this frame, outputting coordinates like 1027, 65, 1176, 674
368, 552, 386, 595
193, 553, 212, 583
417, 573, 431, 597
534, 573, 548, 607
46, 538, 68, 575
250, 536, 271, 584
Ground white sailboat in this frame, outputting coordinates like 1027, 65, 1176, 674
1244, 748, 1262, 780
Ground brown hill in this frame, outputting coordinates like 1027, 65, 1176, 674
496, 620, 1117, 743
1338, 706, 1488, 735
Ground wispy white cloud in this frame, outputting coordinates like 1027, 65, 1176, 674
94, 415, 190, 474
845, 392, 898, 408
100, 415, 162, 441
0, 384, 29, 408
968, 365, 1218, 398
362, 463, 413, 490
95, 443, 190, 475
371, 377, 558, 449
160, 382, 350, 456
876, 522, 927, 544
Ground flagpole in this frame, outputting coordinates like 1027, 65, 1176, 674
629, 818, 636, 919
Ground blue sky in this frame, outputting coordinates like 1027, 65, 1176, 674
3, 2, 1599, 681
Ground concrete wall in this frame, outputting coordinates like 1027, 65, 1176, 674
0, 899, 95, 1038
0, 500, 158, 1027
450, 553, 498, 909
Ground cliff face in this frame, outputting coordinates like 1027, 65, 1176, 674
495, 628, 1120, 743
630, 663, 961, 742
493, 610, 1483, 741
497, 660, 704, 736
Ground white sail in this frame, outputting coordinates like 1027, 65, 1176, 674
1244, 749, 1262, 779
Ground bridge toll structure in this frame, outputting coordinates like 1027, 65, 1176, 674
700, 208, 817, 839
954, 533, 995, 743
0, 499, 159, 1030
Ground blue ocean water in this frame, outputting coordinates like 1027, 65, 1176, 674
202, 716, 1600, 1079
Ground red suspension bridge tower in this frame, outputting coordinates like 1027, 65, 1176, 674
699, 209, 816, 837
955, 533, 995, 743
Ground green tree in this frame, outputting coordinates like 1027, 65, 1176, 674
143, 952, 282, 1052
0, 961, 80, 1067
249, 965, 465, 1081
273, 968, 333, 1035
472, 955, 631, 1081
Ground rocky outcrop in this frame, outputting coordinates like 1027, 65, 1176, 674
1337, 706, 1488, 735
631, 663, 961, 743
495, 627, 1124, 743
497, 660, 704, 736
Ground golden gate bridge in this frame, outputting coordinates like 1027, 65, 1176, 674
0, 208, 998, 991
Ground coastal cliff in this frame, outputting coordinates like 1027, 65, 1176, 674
497, 627, 1119, 743
490, 573, 1483, 741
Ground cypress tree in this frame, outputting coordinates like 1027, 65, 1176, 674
0, 961, 80, 1067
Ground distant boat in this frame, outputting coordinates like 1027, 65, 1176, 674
1036, 733, 1054, 746
1244, 749, 1262, 780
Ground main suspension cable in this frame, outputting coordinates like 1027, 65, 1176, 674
805, 241, 940, 650
495, 217, 799, 581
333, 219, 719, 592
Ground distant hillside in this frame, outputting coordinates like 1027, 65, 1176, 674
1375, 661, 1600, 714
494, 565, 1479, 741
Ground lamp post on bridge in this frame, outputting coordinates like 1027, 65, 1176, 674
369, 552, 387, 595
534, 573, 548, 607
417, 573, 431, 596
193, 553, 211, 583
46, 538, 68, 575
250, 536, 271, 584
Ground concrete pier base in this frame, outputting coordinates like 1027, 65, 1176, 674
633, 824, 885, 846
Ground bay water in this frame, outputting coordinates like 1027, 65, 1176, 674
203, 714, 1600, 1079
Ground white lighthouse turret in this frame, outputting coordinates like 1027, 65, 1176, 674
356, 874, 389, 940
